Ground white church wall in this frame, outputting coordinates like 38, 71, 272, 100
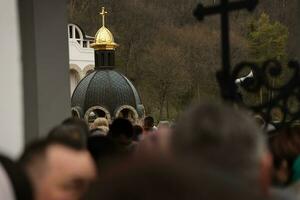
69, 40, 95, 71
0, 0, 24, 158
68, 24, 94, 73
68, 24, 95, 95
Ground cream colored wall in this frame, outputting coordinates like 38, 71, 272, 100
69, 40, 94, 72
0, 0, 24, 158
68, 24, 95, 95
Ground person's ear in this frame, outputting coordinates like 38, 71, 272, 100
259, 151, 273, 197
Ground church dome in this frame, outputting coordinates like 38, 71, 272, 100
71, 7, 144, 123
71, 69, 144, 122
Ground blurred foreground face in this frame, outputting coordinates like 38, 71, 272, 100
35, 145, 96, 200
85, 157, 264, 200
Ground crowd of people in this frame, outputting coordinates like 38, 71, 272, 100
1, 103, 300, 200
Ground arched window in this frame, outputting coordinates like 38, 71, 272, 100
84, 106, 111, 125
115, 106, 139, 124
87, 109, 106, 123
83, 65, 94, 76
108, 52, 112, 65
71, 108, 81, 118
68, 24, 84, 47
101, 53, 105, 66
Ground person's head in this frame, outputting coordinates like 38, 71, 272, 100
90, 118, 109, 136
132, 125, 143, 141
48, 124, 87, 147
62, 117, 90, 137
143, 116, 155, 130
85, 156, 263, 200
0, 155, 33, 200
19, 138, 96, 200
157, 121, 170, 130
172, 103, 271, 195
87, 135, 117, 167
90, 126, 109, 136
109, 118, 133, 139
92, 117, 109, 129
254, 114, 266, 127
268, 126, 300, 185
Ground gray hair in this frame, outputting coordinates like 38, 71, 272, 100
172, 103, 266, 181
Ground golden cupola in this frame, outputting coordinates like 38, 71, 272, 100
90, 7, 118, 50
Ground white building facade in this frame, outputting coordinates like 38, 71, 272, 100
68, 24, 95, 94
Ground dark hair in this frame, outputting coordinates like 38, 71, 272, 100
0, 154, 33, 200
109, 118, 133, 138
19, 137, 85, 168
47, 124, 87, 148
268, 126, 300, 169
144, 116, 154, 129
87, 135, 117, 163
62, 117, 90, 136
132, 125, 143, 141
85, 156, 263, 200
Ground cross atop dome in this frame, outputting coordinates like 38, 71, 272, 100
91, 6, 118, 51
99, 7, 108, 27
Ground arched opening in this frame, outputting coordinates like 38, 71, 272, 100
86, 69, 94, 76
118, 109, 133, 119
84, 106, 111, 125
115, 106, 139, 123
83, 65, 94, 76
87, 109, 107, 123
71, 109, 80, 118
70, 69, 80, 95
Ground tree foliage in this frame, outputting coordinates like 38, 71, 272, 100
68, 0, 295, 120
248, 13, 288, 63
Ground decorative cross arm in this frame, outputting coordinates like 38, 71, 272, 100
193, 0, 259, 101
99, 7, 108, 27
194, 0, 258, 21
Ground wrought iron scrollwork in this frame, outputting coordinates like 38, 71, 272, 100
233, 60, 300, 128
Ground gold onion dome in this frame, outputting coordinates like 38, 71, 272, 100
90, 7, 118, 50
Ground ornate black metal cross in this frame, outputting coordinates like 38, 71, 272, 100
194, 0, 258, 101
194, 0, 300, 129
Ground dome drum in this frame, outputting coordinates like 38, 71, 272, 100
95, 50, 115, 68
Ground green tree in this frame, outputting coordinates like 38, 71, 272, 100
67, 0, 251, 120
248, 13, 288, 63
141, 40, 190, 120
246, 13, 290, 108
